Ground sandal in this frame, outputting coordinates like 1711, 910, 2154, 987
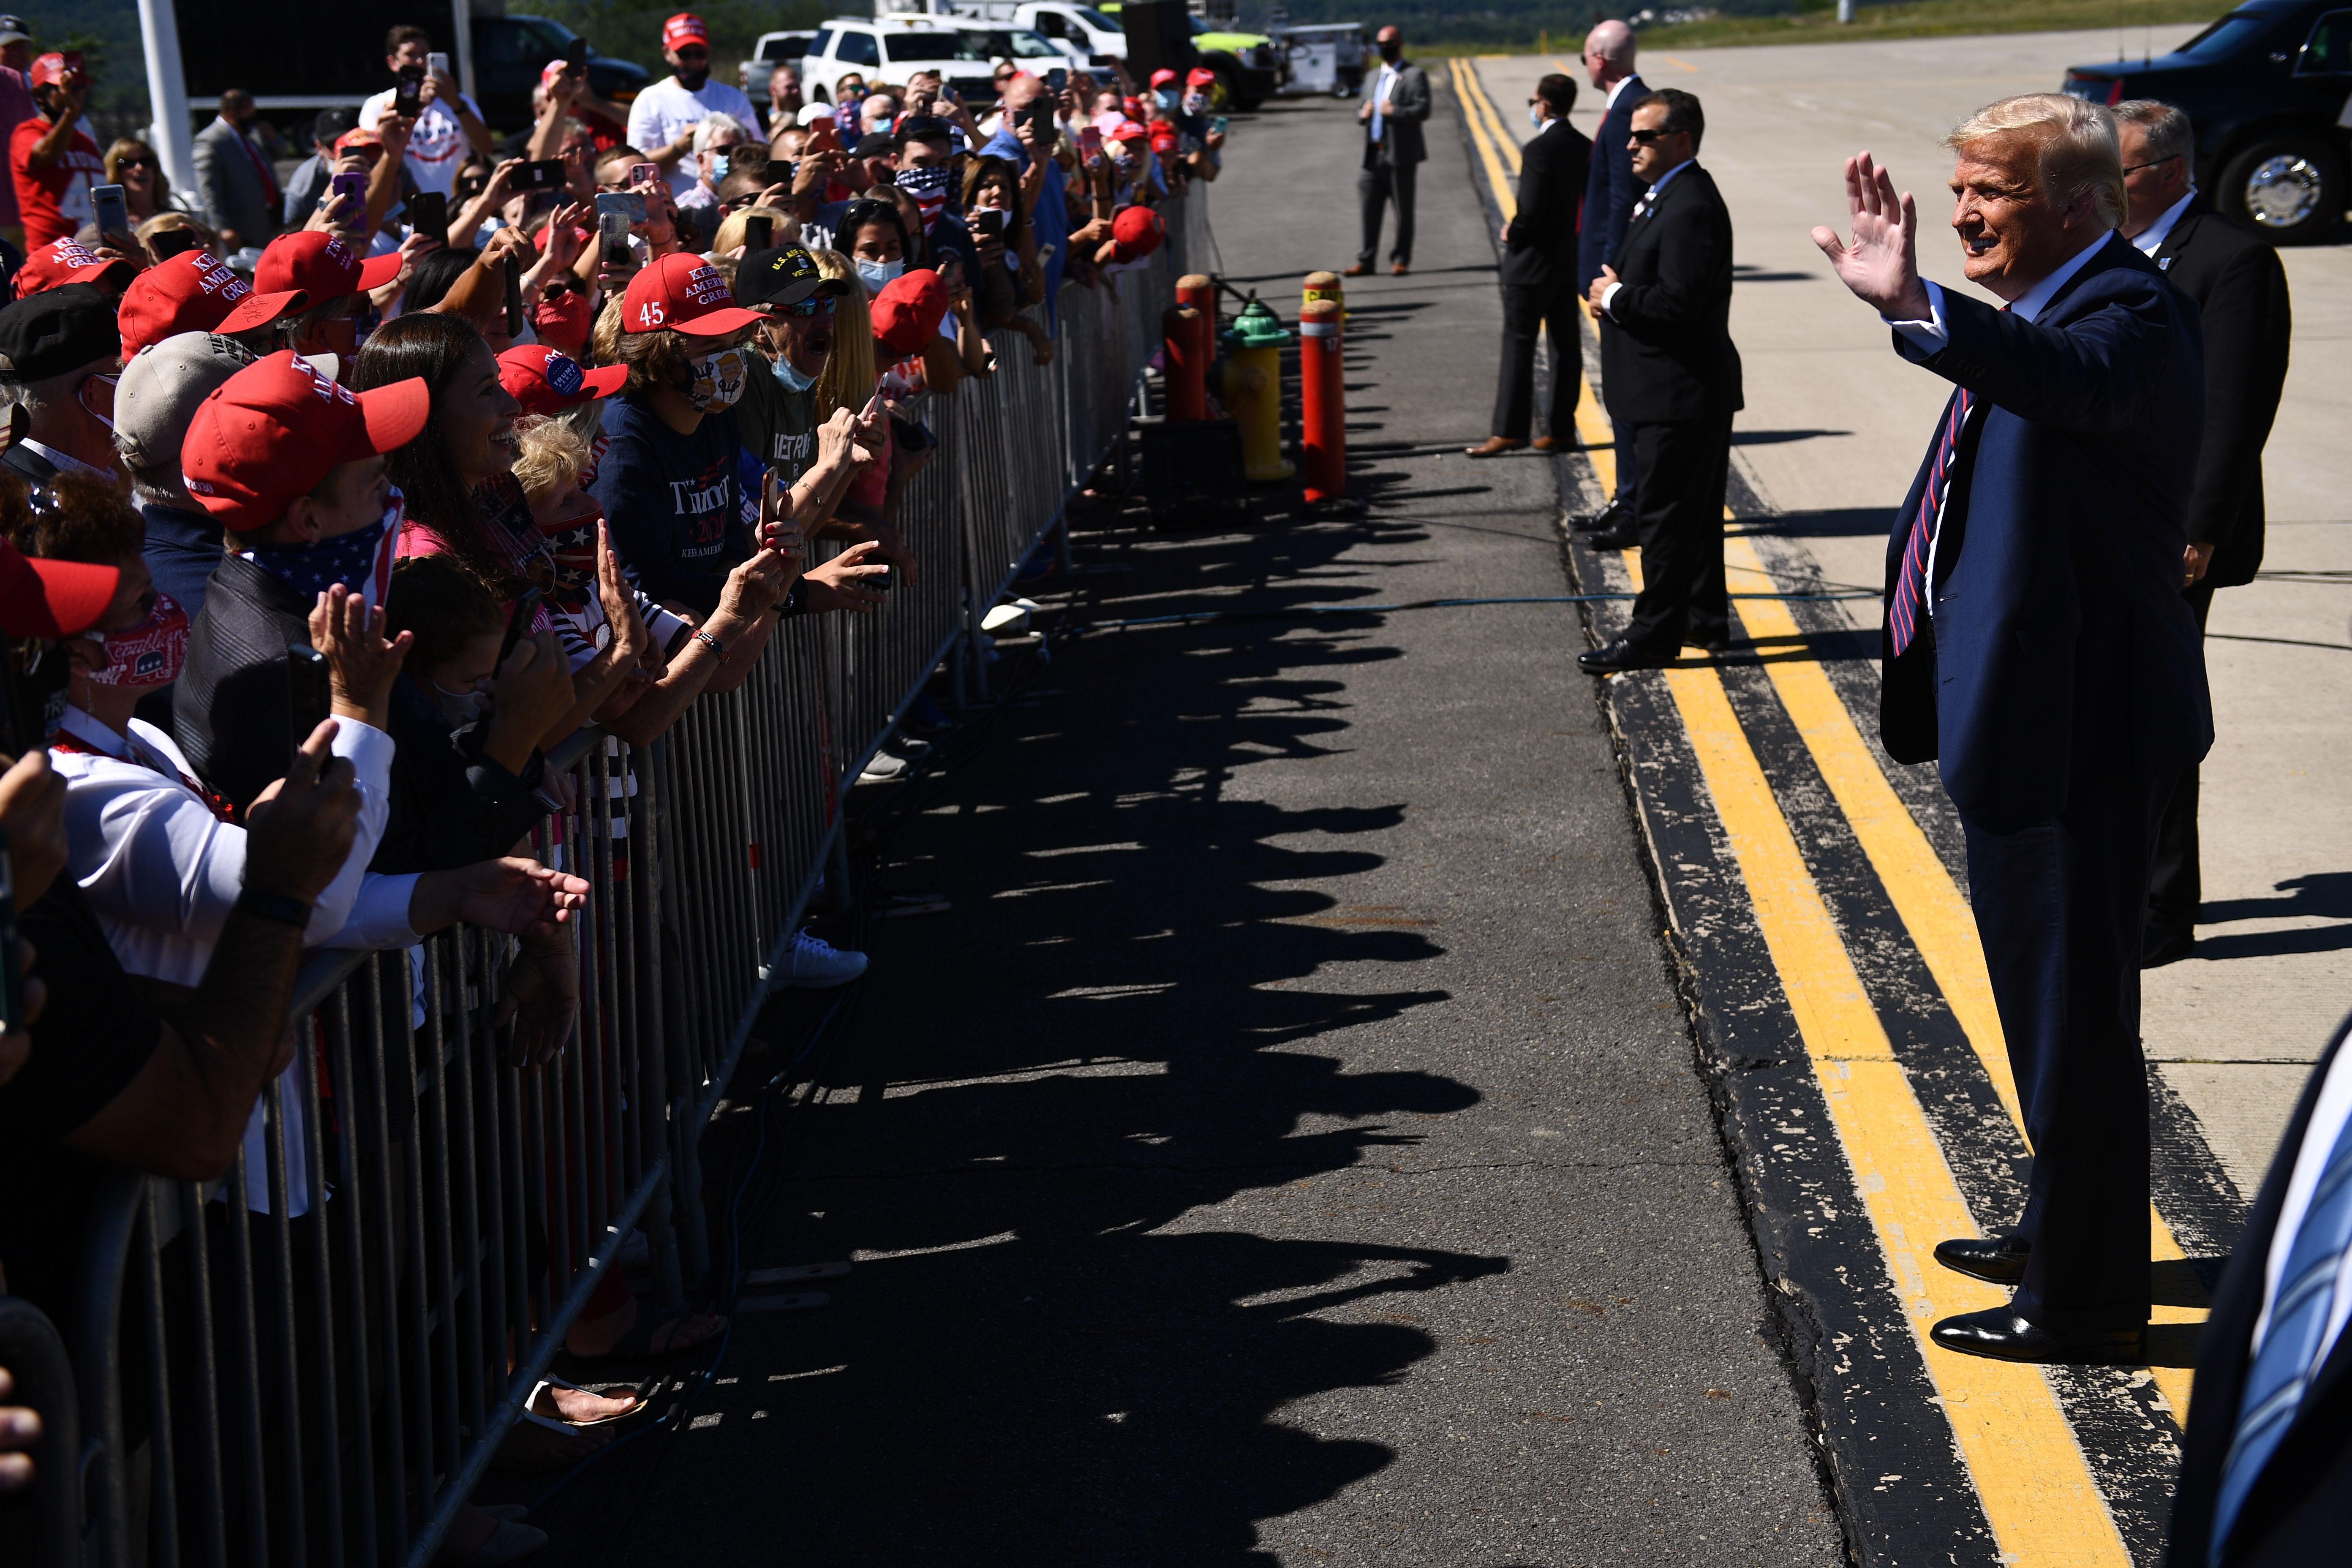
530, 1374, 642, 1427
565, 1304, 726, 1362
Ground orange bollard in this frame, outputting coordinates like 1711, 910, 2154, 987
1163, 305, 1207, 422
1300, 297, 1345, 504
1176, 272, 1214, 321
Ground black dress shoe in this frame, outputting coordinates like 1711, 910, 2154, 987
2142, 928, 2196, 968
1933, 1234, 2031, 1286
1929, 1306, 2143, 1364
1571, 498, 1632, 534
1578, 637, 1669, 675
1584, 528, 1637, 551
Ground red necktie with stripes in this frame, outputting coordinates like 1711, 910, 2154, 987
1888, 384, 1974, 656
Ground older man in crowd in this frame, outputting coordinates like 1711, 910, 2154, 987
1814, 96, 2208, 1362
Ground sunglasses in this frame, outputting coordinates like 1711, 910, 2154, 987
1628, 127, 1676, 144
117, 155, 158, 171
2121, 155, 2181, 174
779, 294, 836, 318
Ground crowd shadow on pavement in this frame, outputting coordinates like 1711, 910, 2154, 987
2194, 871, 2352, 961
613, 506, 1511, 1567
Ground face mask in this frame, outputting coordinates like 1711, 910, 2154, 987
87, 591, 190, 687
770, 352, 819, 393
531, 290, 592, 351
78, 373, 118, 433
856, 257, 903, 294
681, 346, 747, 411
1529, 103, 1547, 130
1154, 88, 1179, 110
1379, 41, 1401, 61
1182, 92, 1208, 116
430, 679, 488, 728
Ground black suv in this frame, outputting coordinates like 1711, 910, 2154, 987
2061, 0, 2352, 242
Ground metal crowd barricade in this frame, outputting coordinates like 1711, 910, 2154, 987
54, 183, 1206, 1568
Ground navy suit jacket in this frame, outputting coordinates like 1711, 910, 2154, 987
1879, 233, 2212, 832
1575, 74, 1644, 295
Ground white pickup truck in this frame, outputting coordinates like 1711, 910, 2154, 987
879, 0, 1131, 69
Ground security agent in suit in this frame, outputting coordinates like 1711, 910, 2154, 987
1576, 90, 1741, 673
1346, 26, 1429, 278
1571, 20, 1647, 540
2167, 1013, 2352, 1568
1467, 74, 1591, 458
2112, 100, 2293, 969
191, 90, 282, 254
1814, 97, 2211, 1362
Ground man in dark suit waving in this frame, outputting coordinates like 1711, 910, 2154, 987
1468, 73, 1590, 458
2168, 1013, 2352, 1565
1571, 20, 1646, 542
1814, 95, 2210, 1362
1577, 89, 1740, 672
2113, 98, 2293, 968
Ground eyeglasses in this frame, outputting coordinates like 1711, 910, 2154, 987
2121, 155, 2181, 174
778, 294, 836, 318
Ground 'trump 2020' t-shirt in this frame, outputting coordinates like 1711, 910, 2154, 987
590, 393, 751, 616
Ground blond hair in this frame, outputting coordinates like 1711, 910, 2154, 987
511, 414, 589, 507
809, 248, 875, 420
1945, 93, 2126, 232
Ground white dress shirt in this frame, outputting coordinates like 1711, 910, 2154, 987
1603, 76, 1639, 112
1598, 158, 1694, 320
53, 704, 414, 1215
2130, 188, 2197, 259
2251, 1043, 2352, 1367
1883, 227, 2115, 612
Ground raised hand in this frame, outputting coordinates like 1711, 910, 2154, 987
311, 584, 410, 730
803, 540, 889, 614
243, 721, 363, 906
1810, 151, 1930, 322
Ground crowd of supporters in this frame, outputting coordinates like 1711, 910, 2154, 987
0, 10, 1228, 1562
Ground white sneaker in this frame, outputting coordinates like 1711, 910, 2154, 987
781, 930, 867, 988
858, 749, 912, 784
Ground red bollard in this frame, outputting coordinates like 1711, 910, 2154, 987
1300, 297, 1345, 503
1163, 305, 1207, 421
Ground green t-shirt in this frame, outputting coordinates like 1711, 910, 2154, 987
735, 359, 817, 486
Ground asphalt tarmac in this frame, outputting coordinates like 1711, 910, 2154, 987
580, 88, 1843, 1568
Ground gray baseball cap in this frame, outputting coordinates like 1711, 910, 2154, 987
0, 18, 30, 47
114, 332, 258, 475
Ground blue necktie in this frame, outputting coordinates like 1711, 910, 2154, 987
1887, 386, 1972, 656
2210, 1107, 2352, 1557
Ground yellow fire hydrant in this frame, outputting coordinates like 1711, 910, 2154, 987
1220, 298, 1294, 482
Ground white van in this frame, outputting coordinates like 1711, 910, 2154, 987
800, 16, 1004, 105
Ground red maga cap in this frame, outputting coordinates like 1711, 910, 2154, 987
12, 238, 135, 302
1186, 67, 1217, 88
0, 537, 117, 640
1111, 120, 1149, 142
1111, 204, 1165, 261
871, 268, 947, 357
498, 344, 626, 415
180, 351, 430, 533
332, 126, 384, 156
256, 230, 401, 301
118, 249, 305, 359
620, 252, 763, 336
27, 53, 78, 90
662, 13, 709, 51
1149, 68, 1178, 88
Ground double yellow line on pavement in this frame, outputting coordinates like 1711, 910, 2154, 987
1448, 53, 2158, 1564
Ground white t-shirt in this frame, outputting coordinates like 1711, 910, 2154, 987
359, 88, 485, 197
626, 76, 760, 203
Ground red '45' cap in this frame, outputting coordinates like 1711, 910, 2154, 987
620, 253, 762, 336
0, 537, 117, 639
256, 230, 401, 302
118, 249, 305, 359
180, 351, 430, 533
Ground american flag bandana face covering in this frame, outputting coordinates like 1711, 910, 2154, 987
239, 487, 405, 613
896, 164, 952, 234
